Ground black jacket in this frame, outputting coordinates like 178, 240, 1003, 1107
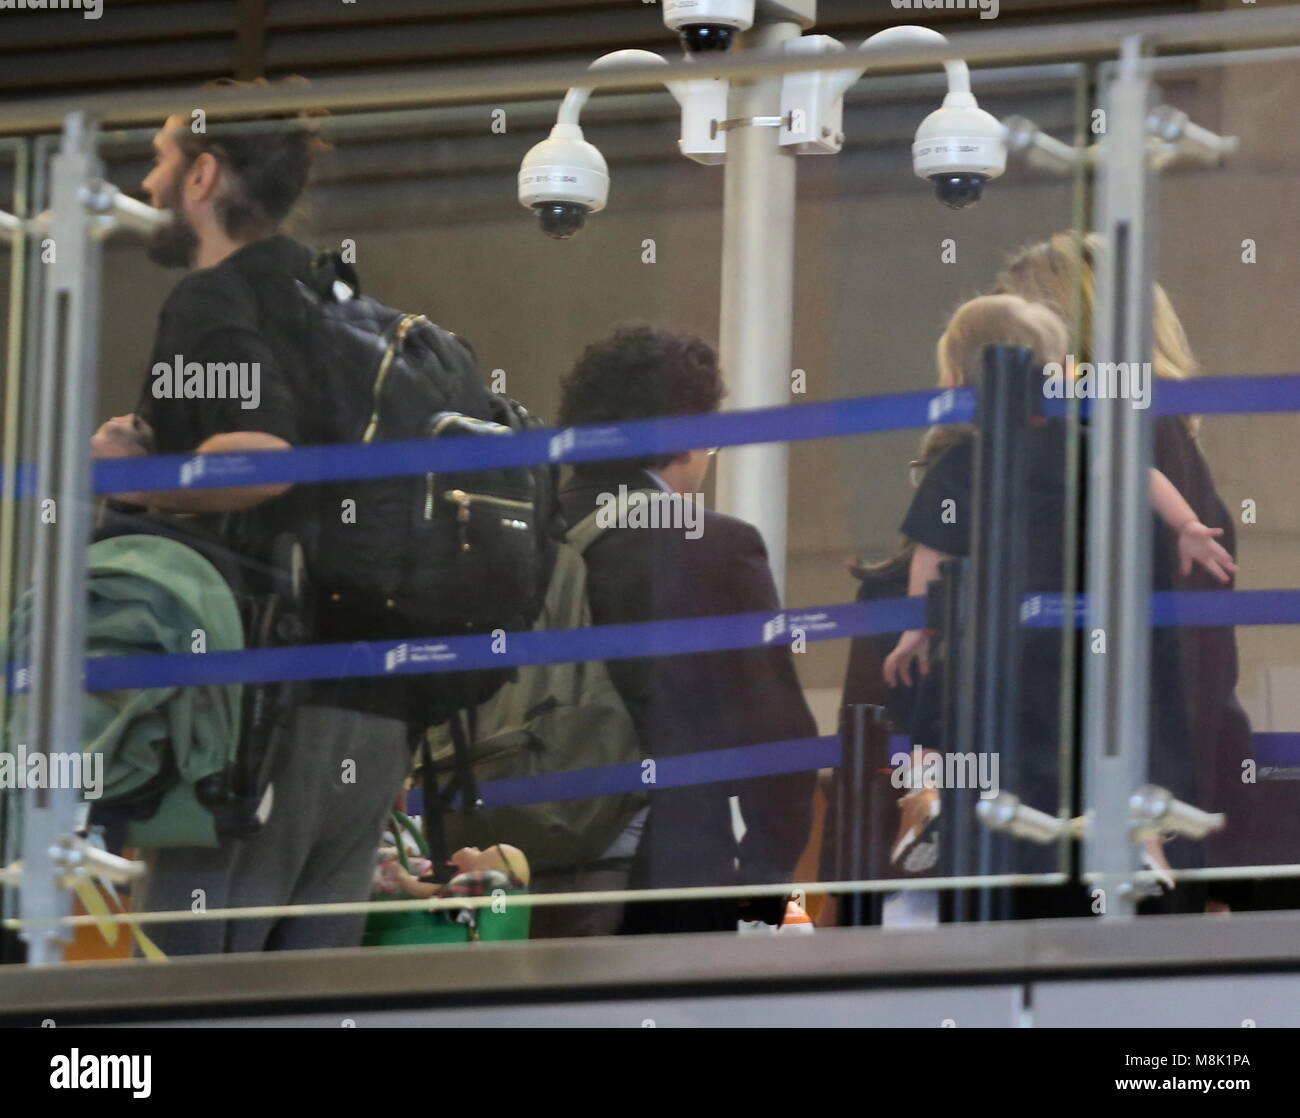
135, 236, 409, 720
560, 468, 817, 896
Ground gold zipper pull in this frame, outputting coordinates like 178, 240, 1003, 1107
446, 489, 472, 550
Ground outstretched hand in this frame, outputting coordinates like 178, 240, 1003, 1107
1178, 520, 1237, 584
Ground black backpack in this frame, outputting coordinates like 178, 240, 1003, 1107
296, 253, 558, 720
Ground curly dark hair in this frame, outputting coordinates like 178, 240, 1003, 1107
558, 325, 726, 477
172, 77, 330, 240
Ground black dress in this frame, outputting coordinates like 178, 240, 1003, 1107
896, 422, 1199, 914
1154, 420, 1300, 908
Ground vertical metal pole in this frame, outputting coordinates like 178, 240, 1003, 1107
844, 703, 870, 925
716, 16, 800, 599
1, 139, 31, 687
1083, 40, 1155, 919
1, 139, 32, 941
19, 113, 103, 964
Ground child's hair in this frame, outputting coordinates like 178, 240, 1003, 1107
855, 294, 1069, 578
935, 293, 1070, 390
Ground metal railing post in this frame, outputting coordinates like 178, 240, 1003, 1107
18, 113, 104, 964
1083, 40, 1156, 918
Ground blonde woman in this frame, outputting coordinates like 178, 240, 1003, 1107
992, 232, 1199, 405
878, 294, 1231, 918
825, 293, 1229, 916
995, 233, 1283, 911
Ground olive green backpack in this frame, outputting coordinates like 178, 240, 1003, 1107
422, 494, 652, 874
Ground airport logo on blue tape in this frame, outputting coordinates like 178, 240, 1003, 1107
789, 610, 839, 637
762, 610, 839, 644
383, 641, 458, 672
548, 425, 628, 462
548, 429, 577, 461
1020, 593, 1087, 626
928, 389, 961, 424
177, 452, 260, 488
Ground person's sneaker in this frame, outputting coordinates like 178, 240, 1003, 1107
891, 788, 941, 866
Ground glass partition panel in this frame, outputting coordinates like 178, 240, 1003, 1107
812, 60, 1090, 924
0, 137, 30, 966
1079, 47, 1300, 913
4, 51, 1093, 966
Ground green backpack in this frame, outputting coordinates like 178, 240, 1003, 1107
422, 495, 651, 874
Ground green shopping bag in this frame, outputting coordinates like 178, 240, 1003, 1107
362, 811, 531, 947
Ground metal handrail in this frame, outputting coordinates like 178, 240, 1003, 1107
1, 7, 1298, 135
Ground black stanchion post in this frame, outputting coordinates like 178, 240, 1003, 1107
845, 704, 869, 925
957, 344, 1041, 920
933, 556, 969, 921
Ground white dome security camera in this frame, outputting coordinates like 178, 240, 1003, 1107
912, 92, 1007, 210
821, 25, 1006, 210
517, 123, 609, 240
780, 26, 1008, 205
519, 48, 729, 237
664, 0, 755, 53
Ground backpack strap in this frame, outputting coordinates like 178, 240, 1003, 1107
565, 488, 661, 555
361, 313, 427, 443
420, 705, 484, 879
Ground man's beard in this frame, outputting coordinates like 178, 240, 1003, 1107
145, 176, 199, 268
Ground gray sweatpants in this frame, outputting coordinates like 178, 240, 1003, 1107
136, 704, 411, 956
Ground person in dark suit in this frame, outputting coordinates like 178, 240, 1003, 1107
555, 325, 817, 935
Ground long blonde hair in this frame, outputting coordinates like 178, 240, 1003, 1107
993, 231, 1201, 431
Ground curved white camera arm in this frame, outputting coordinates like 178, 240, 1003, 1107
555, 49, 728, 165
782, 25, 979, 153
846, 24, 973, 100
519, 49, 729, 236
779, 25, 1007, 208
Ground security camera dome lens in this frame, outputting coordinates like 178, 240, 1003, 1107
533, 201, 588, 239
930, 172, 988, 210
679, 25, 737, 53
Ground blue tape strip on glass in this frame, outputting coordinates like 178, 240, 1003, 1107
1018, 589, 1300, 628
64, 597, 925, 693
402, 730, 1300, 809
1039, 372, 1300, 419
86, 372, 1300, 494
407, 733, 844, 815
1254, 734, 1300, 767
3, 373, 1296, 497
9, 588, 1300, 697
86, 388, 969, 496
